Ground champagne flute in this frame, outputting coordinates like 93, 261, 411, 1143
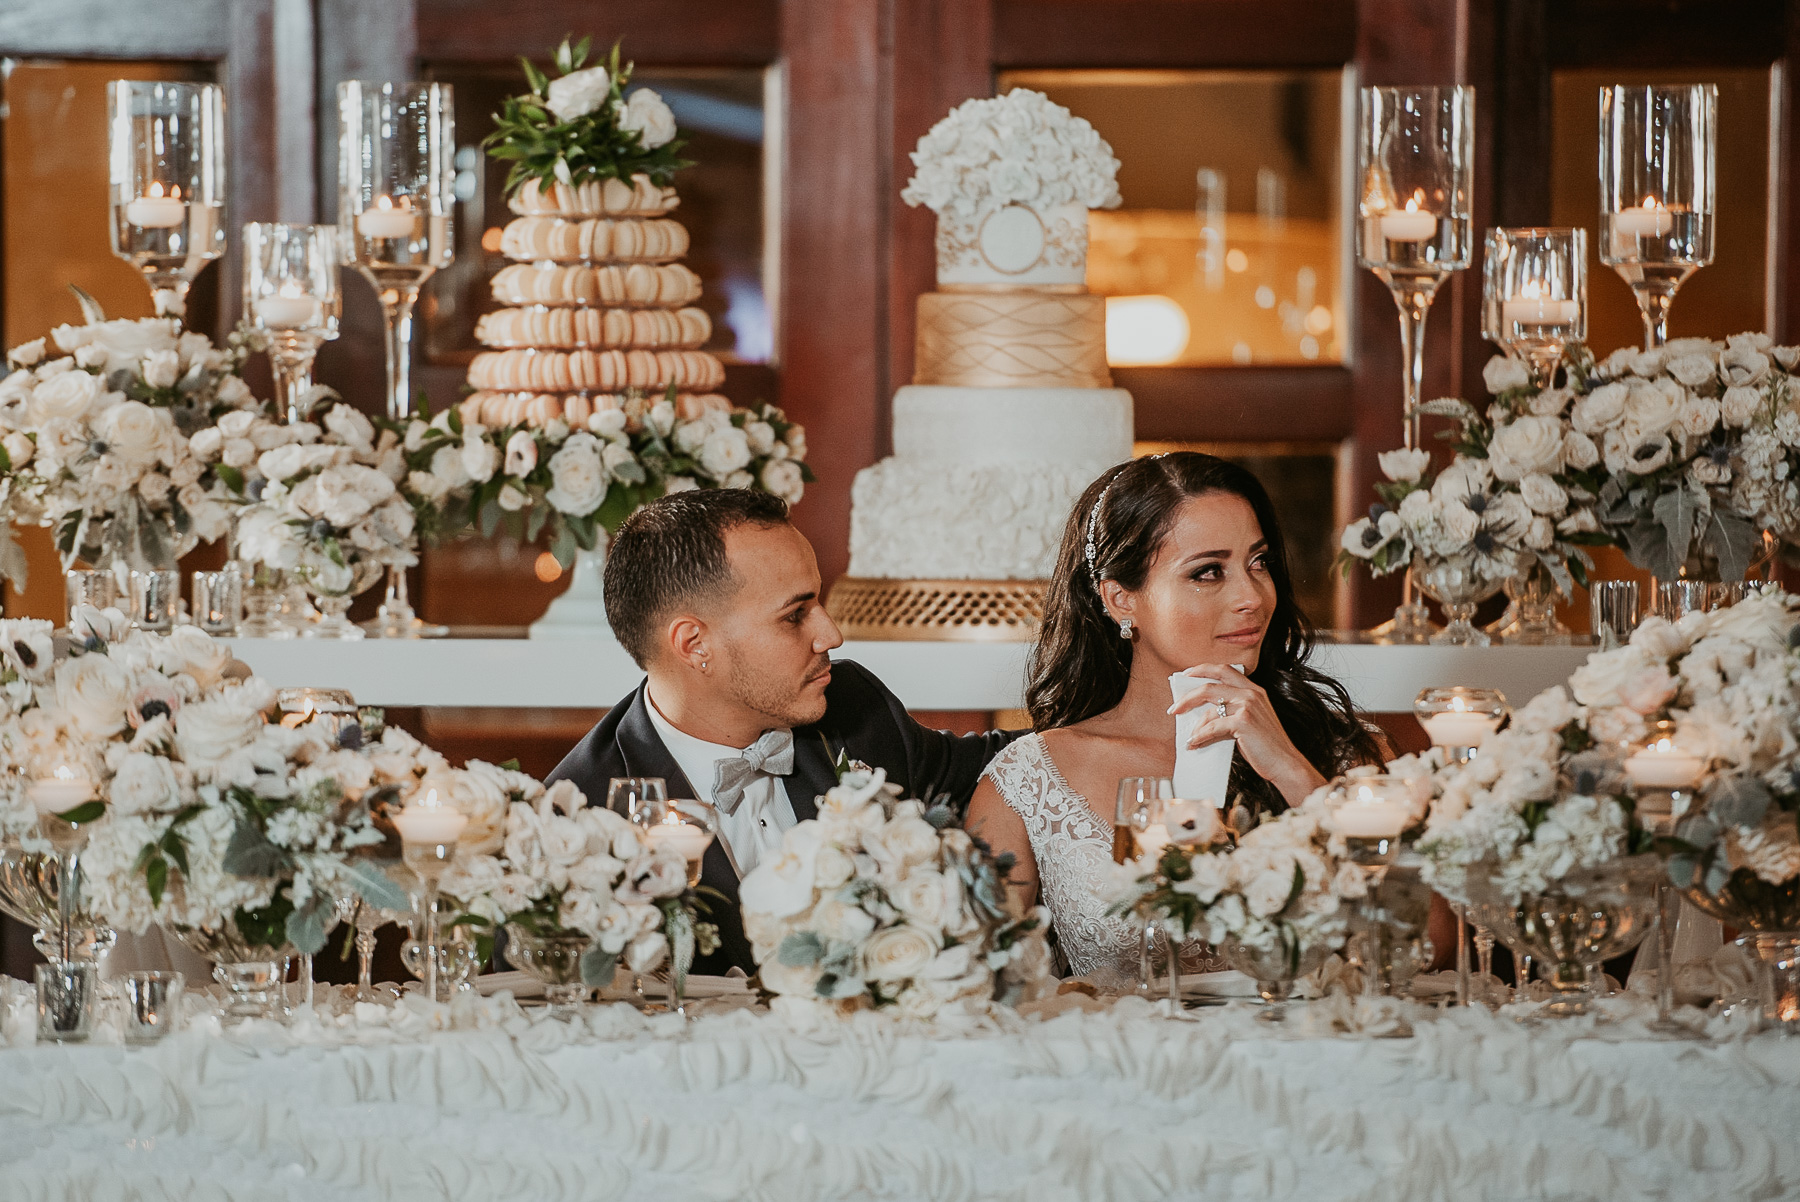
338, 80, 455, 639
1598, 84, 1715, 350
108, 80, 226, 325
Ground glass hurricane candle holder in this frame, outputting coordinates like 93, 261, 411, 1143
647, 799, 718, 888
393, 783, 467, 1006
1357, 85, 1475, 644
108, 80, 226, 324
1481, 227, 1586, 387
1598, 84, 1716, 349
339, 80, 454, 641
1624, 719, 1709, 1038
244, 223, 342, 423
1413, 686, 1509, 766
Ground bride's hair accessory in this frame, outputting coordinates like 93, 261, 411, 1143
1118, 616, 1134, 640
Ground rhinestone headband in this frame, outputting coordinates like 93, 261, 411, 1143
1083, 476, 1118, 585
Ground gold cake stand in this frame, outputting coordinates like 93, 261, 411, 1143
826, 578, 1044, 642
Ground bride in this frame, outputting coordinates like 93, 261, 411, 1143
967, 452, 1380, 985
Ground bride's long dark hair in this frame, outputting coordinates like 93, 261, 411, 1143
1026, 452, 1379, 813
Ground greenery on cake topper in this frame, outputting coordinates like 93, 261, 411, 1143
482, 36, 692, 198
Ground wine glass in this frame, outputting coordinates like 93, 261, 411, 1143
108, 80, 227, 325
608, 777, 669, 821
1357, 85, 1475, 644
1481, 227, 1586, 388
244, 223, 342, 423
1598, 84, 1716, 350
338, 80, 454, 640
1115, 776, 1172, 996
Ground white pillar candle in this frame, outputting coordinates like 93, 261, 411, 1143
1624, 741, 1705, 790
647, 819, 713, 864
1502, 296, 1579, 326
125, 189, 187, 229
357, 198, 417, 239
393, 798, 468, 845
1332, 796, 1409, 838
29, 768, 94, 816
1612, 203, 1674, 239
1422, 711, 1500, 748
256, 294, 322, 329
1378, 207, 1438, 243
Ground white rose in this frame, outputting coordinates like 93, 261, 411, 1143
141, 350, 180, 390
109, 752, 181, 815
1490, 416, 1565, 477
173, 691, 268, 769
9, 338, 45, 368
1678, 395, 1721, 438
53, 653, 132, 739
189, 427, 223, 462
504, 429, 539, 477
760, 458, 805, 504
323, 404, 375, 453
1572, 382, 1628, 434
1721, 385, 1764, 428
862, 925, 938, 982
1441, 502, 1480, 543
698, 427, 752, 478
813, 843, 855, 889
1519, 474, 1567, 516
497, 483, 528, 512
1666, 352, 1718, 388
1621, 378, 1683, 441
892, 869, 950, 929
739, 824, 823, 918
625, 930, 669, 975
429, 444, 471, 490
1482, 356, 1532, 394
257, 444, 307, 482
1243, 864, 1296, 917
2, 432, 34, 469
408, 470, 449, 503
617, 88, 678, 149
460, 435, 499, 484
545, 65, 612, 123
588, 407, 629, 441
663, 475, 698, 494
1562, 430, 1600, 470
544, 433, 608, 515
28, 369, 103, 424
1377, 447, 1431, 483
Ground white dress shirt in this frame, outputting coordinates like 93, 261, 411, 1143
644, 690, 797, 877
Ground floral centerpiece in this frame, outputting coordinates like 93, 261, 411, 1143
738, 767, 1050, 1023
444, 771, 715, 995
401, 389, 809, 567
2, 314, 259, 577
481, 36, 688, 197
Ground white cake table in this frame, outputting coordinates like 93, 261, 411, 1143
227, 634, 1593, 713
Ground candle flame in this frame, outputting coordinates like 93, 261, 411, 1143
279, 282, 304, 300
1519, 280, 1543, 300
1653, 737, 1676, 754
422, 787, 441, 808
1451, 696, 1467, 713
661, 811, 682, 826
1403, 193, 1423, 214
52, 765, 75, 782
147, 182, 163, 199
1641, 195, 1662, 210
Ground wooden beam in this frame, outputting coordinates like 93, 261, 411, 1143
1550, 0, 1785, 69
1118, 366, 1356, 442
994, 0, 1357, 68
414, 0, 778, 66
0, 0, 230, 57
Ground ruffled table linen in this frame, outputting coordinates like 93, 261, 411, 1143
1, 987, 1797, 1202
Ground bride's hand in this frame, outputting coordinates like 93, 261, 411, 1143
1169, 664, 1325, 807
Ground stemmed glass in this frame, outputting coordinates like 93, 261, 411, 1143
338, 80, 454, 639
108, 80, 226, 325
244, 223, 342, 423
1415, 687, 1509, 1003
1598, 84, 1716, 350
1622, 720, 1707, 1038
391, 785, 466, 1006
1324, 776, 1408, 996
1481, 227, 1586, 388
1116, 776, 1173, 997
635, 796, 718, 1019
1357, 85, 1475, 644
609, 777, 669, 1005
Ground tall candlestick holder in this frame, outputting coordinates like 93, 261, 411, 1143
1357, 85, 1475, 644
108, 80, 227, 325
393, 785, 466, 1006
244, 223, 342, 423
1598, 84, 1715, 350
1481, 227, 1586, 387
338, 80, 454, 640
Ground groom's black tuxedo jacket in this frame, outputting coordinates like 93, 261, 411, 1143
546, 659, 1022, 975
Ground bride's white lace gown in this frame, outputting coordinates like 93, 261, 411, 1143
984, 733, 1222, 988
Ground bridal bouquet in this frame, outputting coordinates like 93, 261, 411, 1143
739, 767, 1051, 1022
233, 403, 418, 600
2, 314, 259, 574
399, 389, 809, 567
444, 772, 714, 986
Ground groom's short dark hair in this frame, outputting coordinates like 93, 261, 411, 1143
605, 488, 792, 666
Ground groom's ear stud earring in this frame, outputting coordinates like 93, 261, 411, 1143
1118, 617, 1134, 640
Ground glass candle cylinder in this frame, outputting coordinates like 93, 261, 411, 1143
1481, 227, 1587, 385
108, 80, 226, 323
243, 223, 342, 423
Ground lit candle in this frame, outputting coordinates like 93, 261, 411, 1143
357, 196, 417, 240
1502, 282, 1579, 327
1331, 782, 1409, 838
1612, 197, 1675, 239
1378, 196, 1438, 244
124, 183, 187, 229
29, 765, 95, 816
256, 288, 322, 330
1161, 799, 1226, 846
1624, 737, 1705, 791
392, 788, 468, 845
646, 813, 713, 865
1421, 709, 1500, 749
1137, 822, 1173, 860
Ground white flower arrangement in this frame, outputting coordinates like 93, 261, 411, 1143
2, 315, 258, 576
232, 403, 417, 597
399, 389, 810, 567
1338, 380, 1605, 598
901, 89, 1122, 222
739, 767, 1051, 1023
443, 772, 716, 987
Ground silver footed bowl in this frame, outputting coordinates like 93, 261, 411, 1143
169, 923, 294, 965
0, 837, 116, 960
503, 923, 593, 1005
1467, 855, 1659, 1005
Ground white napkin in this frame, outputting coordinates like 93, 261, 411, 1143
1170, 670, 1240, 804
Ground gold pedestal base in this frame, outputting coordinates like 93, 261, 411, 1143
826, 577, 1044, 641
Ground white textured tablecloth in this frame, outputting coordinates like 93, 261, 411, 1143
1, 989, 1797, 1202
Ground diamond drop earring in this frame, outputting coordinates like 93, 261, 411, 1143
1119, 617, 1134, 640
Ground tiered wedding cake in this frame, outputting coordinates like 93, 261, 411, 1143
829, 90, 1134, 639
465, 174, 731, 428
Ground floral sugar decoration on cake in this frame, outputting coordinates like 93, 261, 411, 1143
482, 36, 690, 197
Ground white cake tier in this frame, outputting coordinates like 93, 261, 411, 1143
891, 385, 1133, 465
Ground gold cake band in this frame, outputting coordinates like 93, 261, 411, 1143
913, 290, 1111, 389
825, 577, 1044, 642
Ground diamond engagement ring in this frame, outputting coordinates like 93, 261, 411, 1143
1214, 701, 1228, 719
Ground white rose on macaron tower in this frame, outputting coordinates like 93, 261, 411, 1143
617, 88, 677, 149
545, 65, 611, 123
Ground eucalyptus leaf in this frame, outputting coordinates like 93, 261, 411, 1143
343, 860, 410, 911
221, 822, 289, 878
579, 945, 618, 987
1706, 510, 1757, 583
1676, 815, 1720, 849
284, 898, 331, 954
1652, 488, 1699, 568
1665, 853, 1698, 891
778, 931, 824, 967
1702, 856, 1733, 896
667, 903, 695, 999
1710, 778, 1772, 828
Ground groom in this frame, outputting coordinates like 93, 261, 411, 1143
547, 489, 1019, 975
